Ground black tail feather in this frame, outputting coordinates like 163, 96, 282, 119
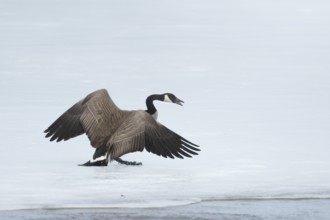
79, 159, 108, 166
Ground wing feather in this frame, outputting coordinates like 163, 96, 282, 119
44, 89, 125, 148
144, 116, 200, 159
107, 111, 146, 159
107, 111, 200, 160
45, 100, 85, 141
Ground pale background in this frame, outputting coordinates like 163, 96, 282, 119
0, 0, 329, 218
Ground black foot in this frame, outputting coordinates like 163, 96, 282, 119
79, 159, 108, 166
115, 158, 142, 166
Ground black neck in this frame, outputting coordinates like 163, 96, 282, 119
145, 94, 163, 115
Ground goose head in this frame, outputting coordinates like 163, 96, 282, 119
163, 93, 184, 106
145, 93, 184, 120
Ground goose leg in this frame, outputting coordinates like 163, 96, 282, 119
115, 157, 142, 166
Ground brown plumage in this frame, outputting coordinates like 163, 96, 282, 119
44, 89, 200, 166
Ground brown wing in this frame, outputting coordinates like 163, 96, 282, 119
44, 89, 125, 148
107, 111, 146, 160
107, 110, 200, 160
44, 100, 85, 142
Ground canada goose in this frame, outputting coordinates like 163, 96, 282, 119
44, 89, 200, 166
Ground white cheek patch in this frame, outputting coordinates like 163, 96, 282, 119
164, 94, 173, 103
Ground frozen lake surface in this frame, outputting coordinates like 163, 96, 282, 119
2, 199, 330, 220
1, 0, 330, 219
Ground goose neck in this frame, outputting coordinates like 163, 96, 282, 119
145, 94, 162, 115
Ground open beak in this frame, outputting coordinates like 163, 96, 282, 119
174, 97, 184, 106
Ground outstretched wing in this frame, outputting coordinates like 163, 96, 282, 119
44, 89, 125, 148
108, 110, 200, 160
107, 111, 146, 160
44, 100, 85, 142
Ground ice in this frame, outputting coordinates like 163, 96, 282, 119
1, 0, 330, 212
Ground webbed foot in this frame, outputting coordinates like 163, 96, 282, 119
115, 158, 142, 166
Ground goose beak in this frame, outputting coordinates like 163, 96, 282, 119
175, 98, 184, 106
